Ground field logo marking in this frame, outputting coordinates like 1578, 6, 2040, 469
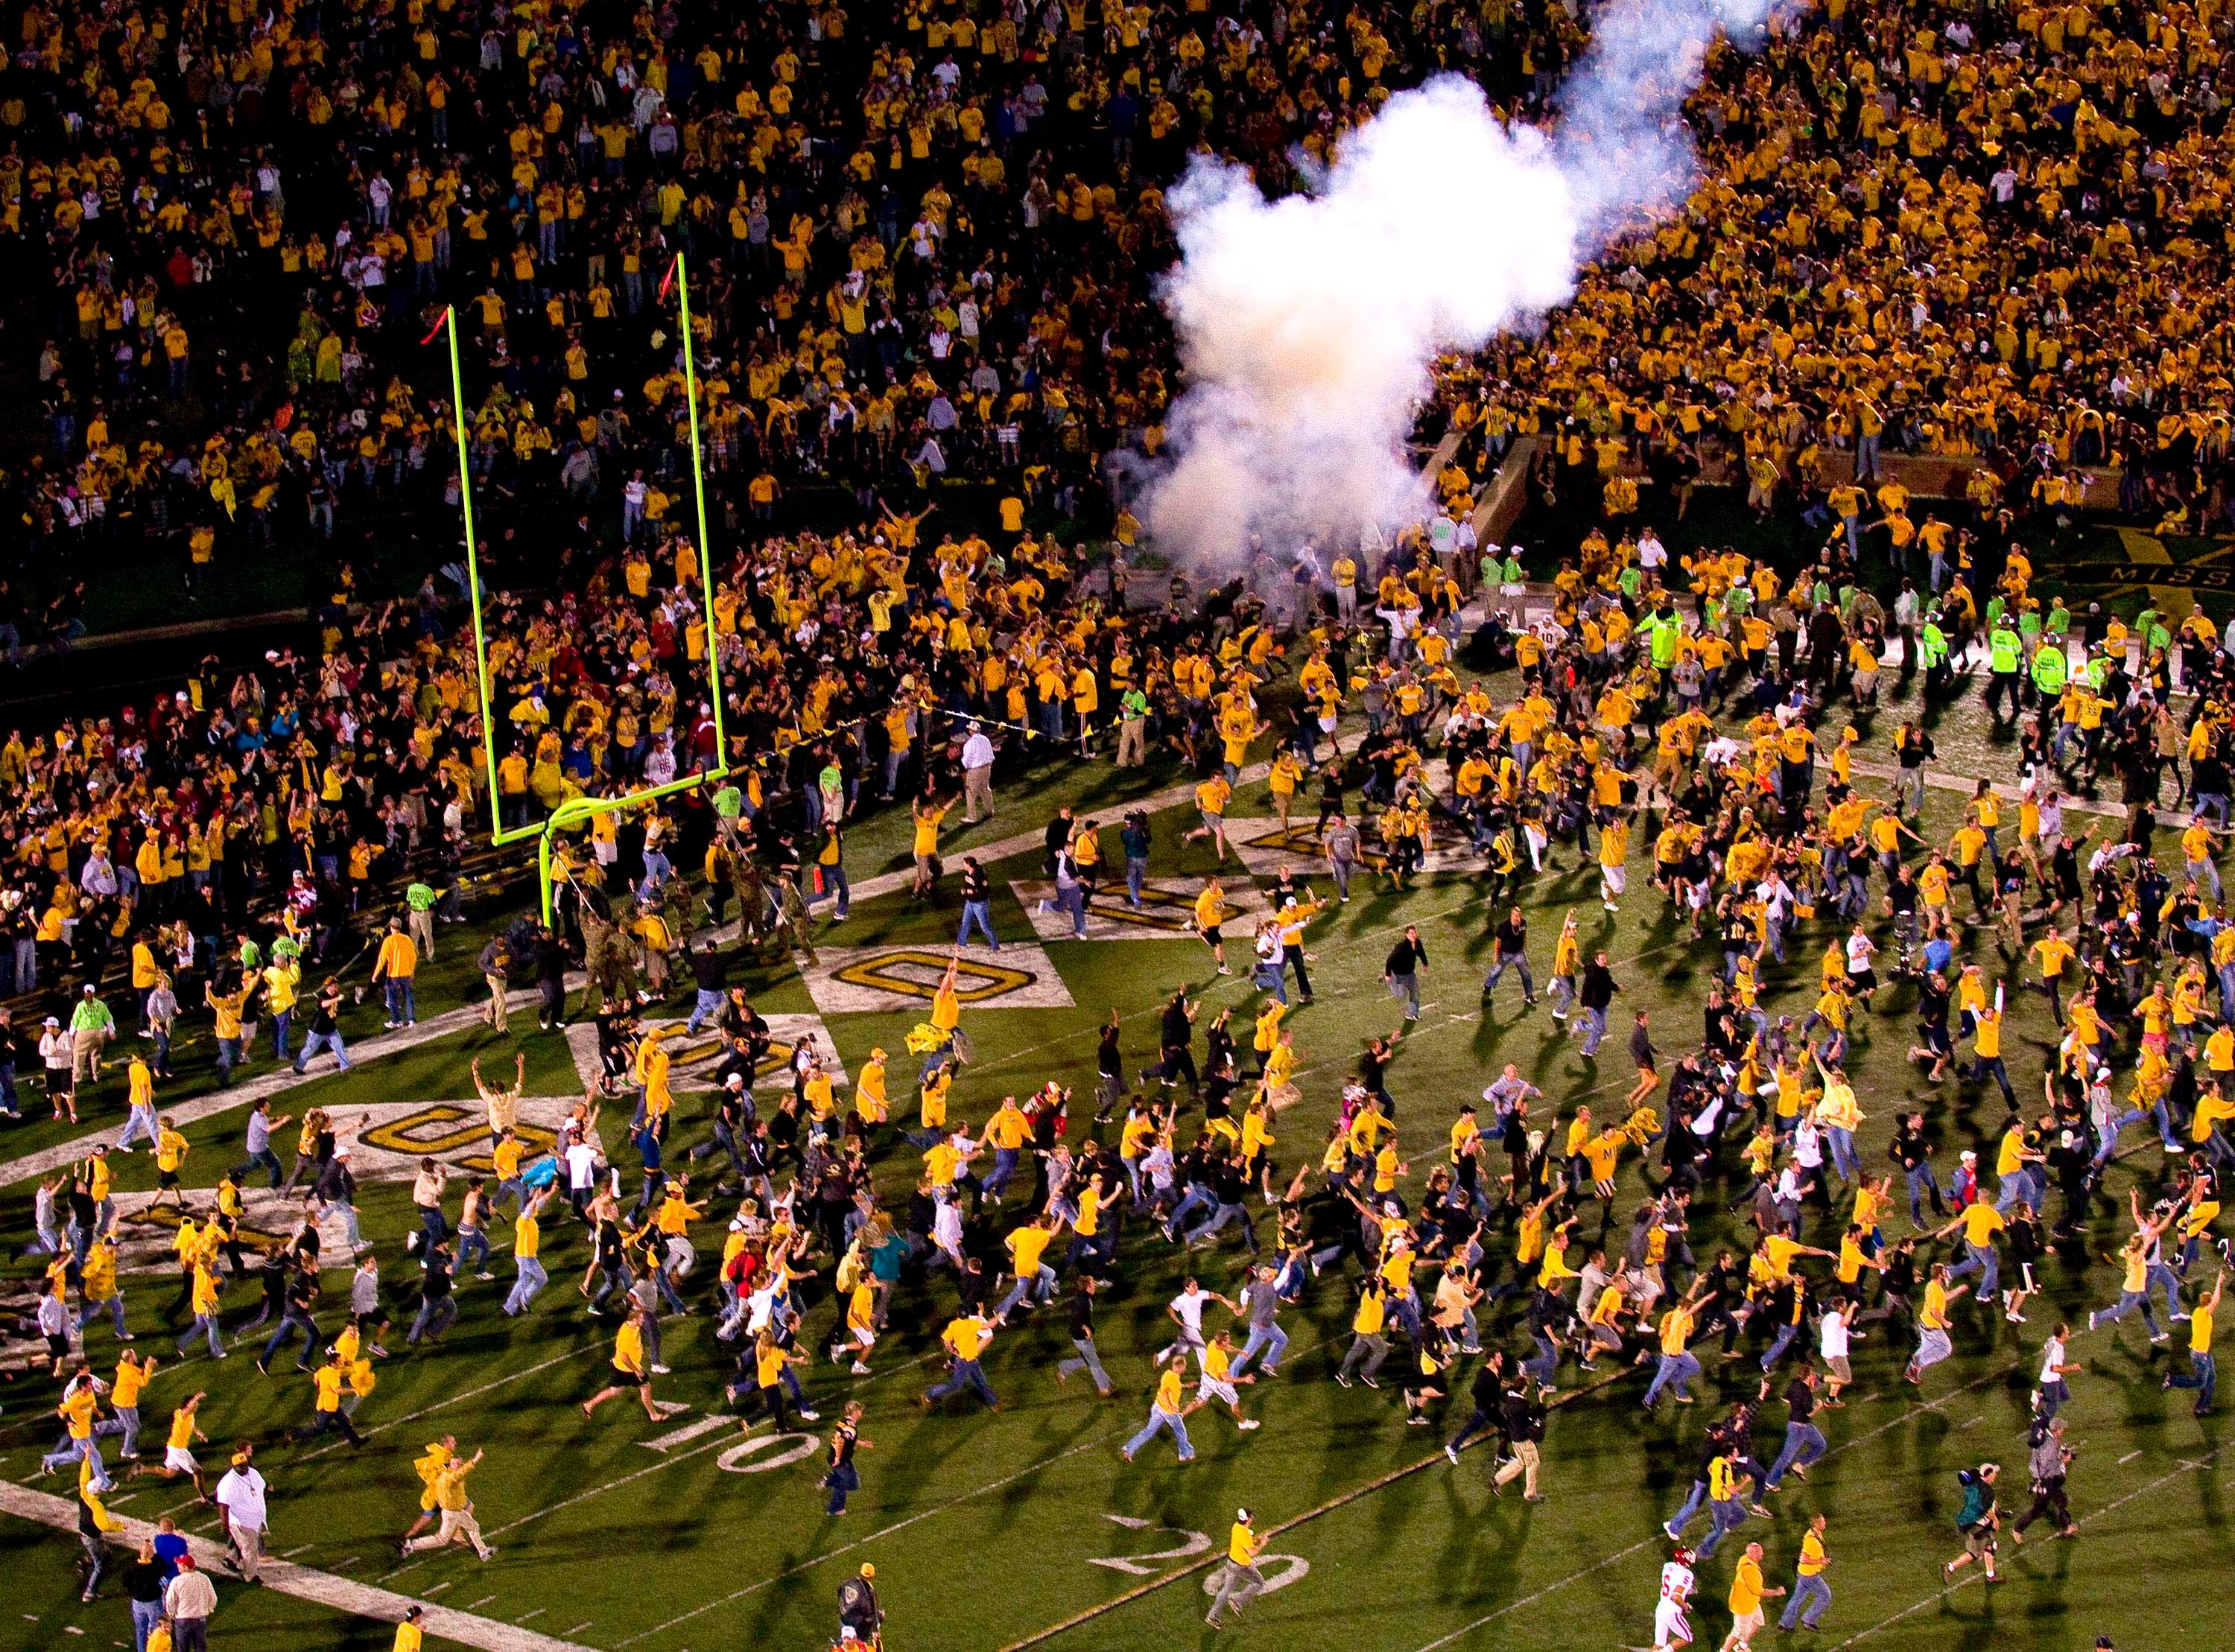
1087, 1515, 1214, 1575
833, 949, 1034, 1003
716, 1432, 820, 1474
360, 1105, 559, 1172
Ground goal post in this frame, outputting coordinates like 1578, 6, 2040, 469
437, 251, 731, 921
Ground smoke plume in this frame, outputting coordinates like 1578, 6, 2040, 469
1144, 0, 1776, 568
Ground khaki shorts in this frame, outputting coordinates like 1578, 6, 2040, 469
1731, 1607, 1765, 1642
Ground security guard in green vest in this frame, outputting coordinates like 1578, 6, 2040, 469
1985, 619, 2023, 722
1920, 611, 1950, 699
2029, 635, 2068, 704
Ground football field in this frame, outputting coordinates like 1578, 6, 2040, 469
1, 667, 2231, 1652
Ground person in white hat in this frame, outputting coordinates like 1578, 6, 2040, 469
1206, 1507, 1268, 1625
39, 1014, 74, 1122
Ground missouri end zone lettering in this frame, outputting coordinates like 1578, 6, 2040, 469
833, 948, 1034, 1001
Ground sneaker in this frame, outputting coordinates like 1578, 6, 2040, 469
1446, 1444, 1461, 1465
650, 1363, 671, 1374
1237, 1418, 1261, 1431
477, 1271, 495, 1282
798, 1408, 820, 1421
1359, 1376, 1379, 1389
1334, 1373, 1353, 1388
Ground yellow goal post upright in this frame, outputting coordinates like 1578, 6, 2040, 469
437, 251, 730, 924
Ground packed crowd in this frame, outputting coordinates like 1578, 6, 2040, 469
14, 0, 2235, 1645
9, 0, 2235, 603
16, 489, 2235, 1651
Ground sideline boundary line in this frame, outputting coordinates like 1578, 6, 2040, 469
0, 1481, 592, 1652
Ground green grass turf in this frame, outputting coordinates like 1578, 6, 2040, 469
1, 670, 2231, 1652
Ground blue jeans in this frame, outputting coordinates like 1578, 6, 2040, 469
294, 1029, 351, 1073
1945, 1239, 2000, 1300
1252, 963, 1287, 1003
408, 1296, 457, 1344
504, 1257, 548, 1314
1779, 1573, 1832, 1630
231, 1146, 284, 1187
925, 1356, 997, 1408
384, 978, 417, 1023
1764, 1420, 1827, 1489
1666, 1478, 1709, 1536
118, 1105, 159, 1150
1056, 883, 1088, 938
1057, 1334, 1113, 1393
1825, 1125, 1858, 1182
40, 1434, 111, 1484
2169, 1351, 2218, 1411
1760, 1319, 1802, 1371
1579, 1006, 1608, 1055
1165, 1184, 1213, 1239
1126, 857, 1147, 905
262, 1308, 319, 1369
215, 1035, 243, 1083
320, 1198, 363, 1248
1643, 1350, 1701, 1406
2092, 1289, 2160, 1338
269, 1007, 294, 1061
1482, 954, 1535, 1000
685, 989, 726, 1034
1696, 1496, 1749, 1559
957, 900, 1001, 949
456, 1225, 490, 1274
1234, 1321, 1289, 1374
178, 1312, 224, 1359
983, 1146, 1020, 1202
1123, 1405, 1194, 1461
76, 1295, 128, 1338
824, 1460, 860, 1513
132, 1596, 163, 1652
993, 1264, 1056, 1318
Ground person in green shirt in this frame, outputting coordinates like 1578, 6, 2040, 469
1985, 621, 2022, 722
405, 880, 439, 963
1920, 610, 1950, 699
1116, 684, 1150, 768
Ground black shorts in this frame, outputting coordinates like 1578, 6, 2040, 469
158, 1169, 180, 1189
45, 1333, 69, 1359
1849, 968, 1877, 992
45, 1071, 71, 1096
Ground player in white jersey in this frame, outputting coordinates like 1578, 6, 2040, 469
1653, 1547, 1696, 1650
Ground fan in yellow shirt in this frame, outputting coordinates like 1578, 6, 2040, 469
583, 1308, 688, 1422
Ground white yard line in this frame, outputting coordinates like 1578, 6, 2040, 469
0, 1481, 592, 1652
638, 1414, 732, 1452
611, 1425, 1127, 1648
844, 764, 1279, 908
299, 1338, 612, 1462
0, 990, 564, 1191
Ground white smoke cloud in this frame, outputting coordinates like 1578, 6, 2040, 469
1144, 0, 1776, 568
